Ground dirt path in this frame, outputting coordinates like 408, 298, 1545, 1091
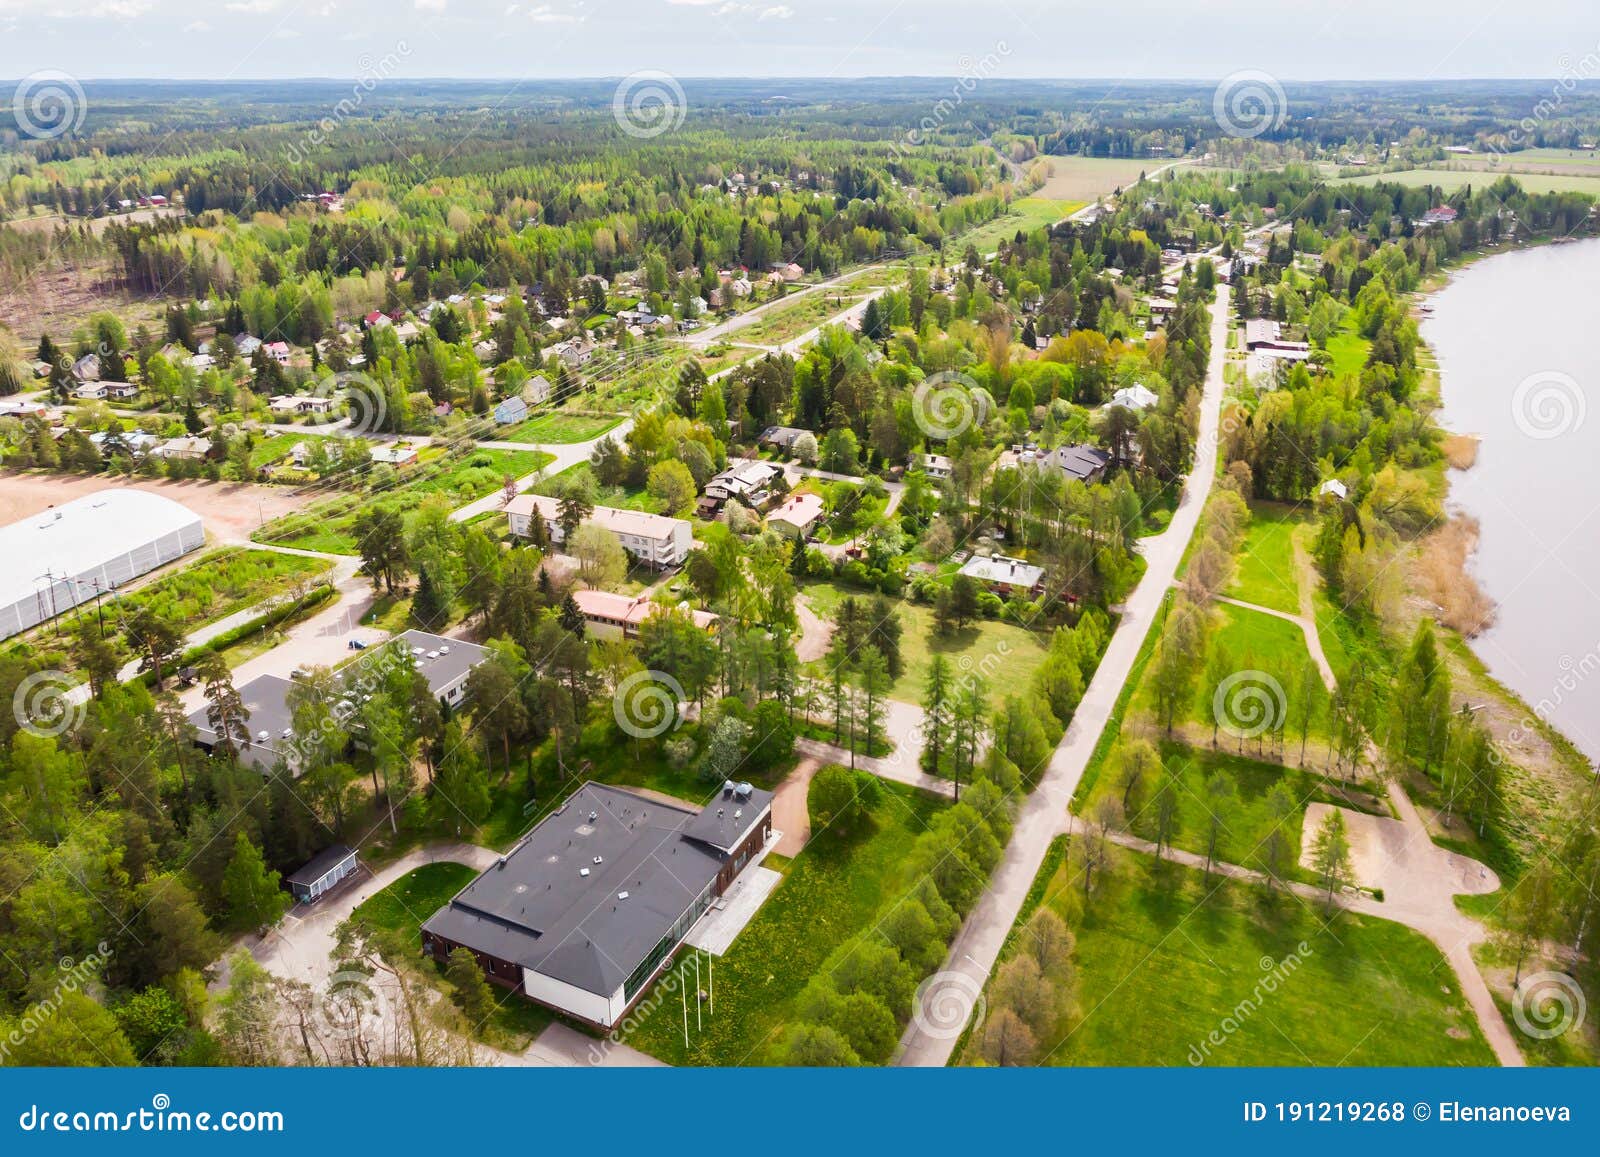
1212, 592, 1337, 692
794, 595, 833, 663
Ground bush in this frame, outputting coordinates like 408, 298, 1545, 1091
807, 764, 863, 831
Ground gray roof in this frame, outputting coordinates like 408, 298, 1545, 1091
389, 630, 490, 694
1053, 443, 1111, 481
680, 782, 775, 853
188, 673, 297, 762
424, 782, 767, 997
287, 844, 356, 887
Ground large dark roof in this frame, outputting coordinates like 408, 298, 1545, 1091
286, 844, 356, 887
680, 783, 774, 853
1053, 443, 1111, 481
423, 783, 732, 997
188, 673, 296, 758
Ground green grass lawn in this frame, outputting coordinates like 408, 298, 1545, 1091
531, 462, 663, 513
1224, 502, 1307, 614
1324, 328, 1372, 381
1334, 168, 1600, 197
977, 838, 1496, 1066
1084, 740, 1383, 883
800, 581, 1050, 711
494, 412, 621, 445
958, 197, 1085, 254
734, 290, 866, 346
626, 780, 948, 1064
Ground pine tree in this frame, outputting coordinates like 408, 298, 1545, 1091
222, 833, 289, 932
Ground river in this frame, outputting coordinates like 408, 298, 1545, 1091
1426, 237, 1600, 761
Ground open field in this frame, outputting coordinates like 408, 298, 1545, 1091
960, 197, 1085, 254
1334, 168, 1600, 196
1031, 155, 1166, 202
1225, 502, 1308, 615
626, 779, 948, 1064
493, 412, 621, 445
734, 290, 867, 346
970, 838, 1495, 1066
799, 581, 1050, 711
0, 471, 311, 544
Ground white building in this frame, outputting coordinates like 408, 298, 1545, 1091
0, 490, 205, 640
505, 494, 692, 569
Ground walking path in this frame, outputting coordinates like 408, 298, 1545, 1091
896, 284, 1234, 1067
1212, 593, 1336, 691
448, 417, 636, 524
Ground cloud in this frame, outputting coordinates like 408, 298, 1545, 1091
414, 0, 447, 8
759, 4, 792, 17
183, 18, 210, 30
529, 4, 579, 21
223, 0, 278, 11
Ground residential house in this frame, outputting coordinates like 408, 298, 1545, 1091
766, 491, 825, 539
153, 436, 213, 462
505, 494, 693, 570
369, 444, 419, 466
494, 396, 530, 426
915, 453, 953, 479
1107, 384, 1159, 412
286, 846, 360, 904
958, 554, 1045, 598
758, 426, 810, 455
1046, 443, 1112, 484
72, 354, 101, 382
704, 459, 782, 506
569, 589, 718, 641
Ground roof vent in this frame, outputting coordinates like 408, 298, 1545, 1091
580, 868, 590, 877
734, 781, 754, 800
588, 811, 598, 822
617, 891, 630, 900
439, 645, 450, 654
593, 856, 603, 865
735, 809, 742, 819
257, 730, 269, 741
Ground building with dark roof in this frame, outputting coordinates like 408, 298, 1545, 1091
1049, 443, 1112, 484
421, 780, 774, 1028
286, 845, 359, 903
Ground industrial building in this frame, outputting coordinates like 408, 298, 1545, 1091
422, 780, 774, 1029
0, 489, 205, 641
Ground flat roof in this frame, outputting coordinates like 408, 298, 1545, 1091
505, 494, 689, 542
960, 554, 1045, 588
0, 489, 203, 607
189, 672, 298, 754
286, 844, 357, 887
424, 781, 771, 997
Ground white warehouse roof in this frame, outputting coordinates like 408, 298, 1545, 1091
0, 489, 206, 640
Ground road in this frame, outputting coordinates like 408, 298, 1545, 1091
448, 417, 635, 524
895, 283, 1233, 1067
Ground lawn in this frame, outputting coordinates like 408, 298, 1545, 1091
971, 838, 1496, 1066
1334, 168, 1600, 197
348, 862, 554, 1049
625, 779, 948, 1064
1324, 328, 1371, 381
494, 412, 621, 445
530, 462, 663, 513
799, 581, 1050, 712
958, 197, 1084, 254
734, 290, 865, 347
1082, 740, 1384, 883
1224, 502, 1307, 615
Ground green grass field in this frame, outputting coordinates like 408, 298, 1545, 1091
494, 412, 621, 445
1224, 503, 1307, 615
979, 839, 1495, 1066
734, 290, 865, 347
626, 780, 948, 1064
799, 581, 1050, 711
958, 197, 1085, 254
1324, 328, 1372, 381
349, 862, 476, 940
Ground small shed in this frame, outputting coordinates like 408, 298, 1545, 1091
286, 845, 359, 903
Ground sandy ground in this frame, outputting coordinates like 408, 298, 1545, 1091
771, 755, 821, 856
1300, 801, 1500, 903
794, 595, 832, 663
0, 472, 310, 544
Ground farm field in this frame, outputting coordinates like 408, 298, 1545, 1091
1031, 155, 1169, 202
959, 197, 1084, 253
1334, 168, 1600, 196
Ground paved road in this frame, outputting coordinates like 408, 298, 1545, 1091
895, 284, 1233, 1067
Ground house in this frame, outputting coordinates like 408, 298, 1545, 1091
369, 444, 419, 466
286, 845, 360, 904
264, 342, 291, 365
1108, 384, 1159, 412
420, 780, 774, 1029
758, 426, 810, 454
1418, 205, 1459, 228
1318, 478, 1349, 500
704, 459, 781, 506
187, 630, 490, 774
104, 382, 140, 400
75, 382, 110, 401
494, 396, 529, 426
766, 491, 825, 539
569, 589, 718, 641
153, 436, 213, 462
958, 554, 1045, 597
89, 430, 159, 458
1047, 443, 1112, 484
915, 453, 953, 479
392, 321, 420, 342
72, 354, 101, 382
187, 353, 215, 371
505, 494, 693, 570
1243, 319, 1281, 349
524, 374, 552, 405
234, 335, 262, 357
363, 311, 390, 329
0, 400, 50, 420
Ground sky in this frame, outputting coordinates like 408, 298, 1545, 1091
0, 0, 1596, 82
